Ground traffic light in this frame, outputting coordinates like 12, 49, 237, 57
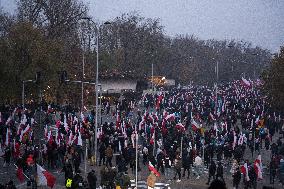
60, 71, 68, 84
35, 71, 41, 84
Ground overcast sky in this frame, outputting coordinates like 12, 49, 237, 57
2, 0, 284, 52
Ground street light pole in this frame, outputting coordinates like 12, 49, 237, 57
81, 17, 111, 165
151, 63, 154, 92
22, 81, 25, 109
82, 48, 85, 112
94, 32, 99, 165
135, 117, 138, 188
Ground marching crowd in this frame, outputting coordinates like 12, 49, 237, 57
0, 78, 284, 189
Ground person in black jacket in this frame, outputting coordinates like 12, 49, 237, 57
232, 167, 241, 189
206, 160, 216, 185
182, 151, 191, 179
269, 158, 277, 184
216, 162, 224, 182
99, 143, 106, 166
72, 172, 84, 189
248, 165, 257, 189
87, 170, 97, 189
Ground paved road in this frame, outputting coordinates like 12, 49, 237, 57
1, 111, 283, 188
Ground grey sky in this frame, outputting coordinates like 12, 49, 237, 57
2, 0, 284, 52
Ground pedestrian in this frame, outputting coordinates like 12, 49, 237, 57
164, 155, 172, 180
105, 145, 113, 167
194, 153, 202, 179
3, 146, 11, 167
182, 152, 191, 179
72, 171, 84, 189
156, 151, 165, 174
142, 146, 148, 165
206, 160, 216, 185
87, 170, 97, 189
216, 161, 224, 182
269, 158, 277, 184
99, 143, 106, 166
248, 164, 257, 189
173, 155, 182, 182
232, 166, 241, 189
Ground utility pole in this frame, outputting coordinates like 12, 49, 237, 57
151, 63, 154, 92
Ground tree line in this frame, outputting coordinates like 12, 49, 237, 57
0, 0, 273, 106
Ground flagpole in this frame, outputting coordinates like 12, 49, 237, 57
135, 123, 138, 189
180, 136, 183, 159
152, 128, 155, 156
84, 139, 88, 178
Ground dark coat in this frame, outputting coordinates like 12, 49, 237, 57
209, 162, 216, 176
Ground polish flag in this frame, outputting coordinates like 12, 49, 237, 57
191, 119, 201, 131
209, 112, 216, 121
47, 131, 53, 143
255, 116, 260, 125
148, 114, 154, 123
44, 125, 48, 139
80, 112, 84, 122
36, 164, 56, 188
116, 113, 121, 129
55, 120, 61, 128
138, 120, 145, 131
22, 124, 31, 135
5, 128, 10, 146
55, 129, 59, 145
241, 163, 250, 181
232, 132, 237, 150
165, 114, 175, 121
17, 124, 23, 135
150, 133, 155, 145
64, 115, 69, 132
77, 131, 83, 146
5, 116, 12, 126
175, 123, 185, 132
241, 77, 251, 87
163, 110, 168, 118
68, 132, 73, 145
152, 112, 159, 122
254, 155, 263, 180
148, 161, 160, 177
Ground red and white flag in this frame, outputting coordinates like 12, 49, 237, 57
165, 114, 175, 121
191, 119, 201, 131
116, 113, 121, 129
148, 161, 160, 177
241, 163, 250, 181
254, 155, 263, 179
209, 112, 216, 121
77, 131, 83, 146
5, 128, 10, 146
241, 77, 251, 87
36, 164, 56, 188
175, 123, 185, 132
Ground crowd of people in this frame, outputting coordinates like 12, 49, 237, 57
0, 79, 284, 189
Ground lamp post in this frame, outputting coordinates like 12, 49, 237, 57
151, 63, 154, 92
81, 17, 111, 165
